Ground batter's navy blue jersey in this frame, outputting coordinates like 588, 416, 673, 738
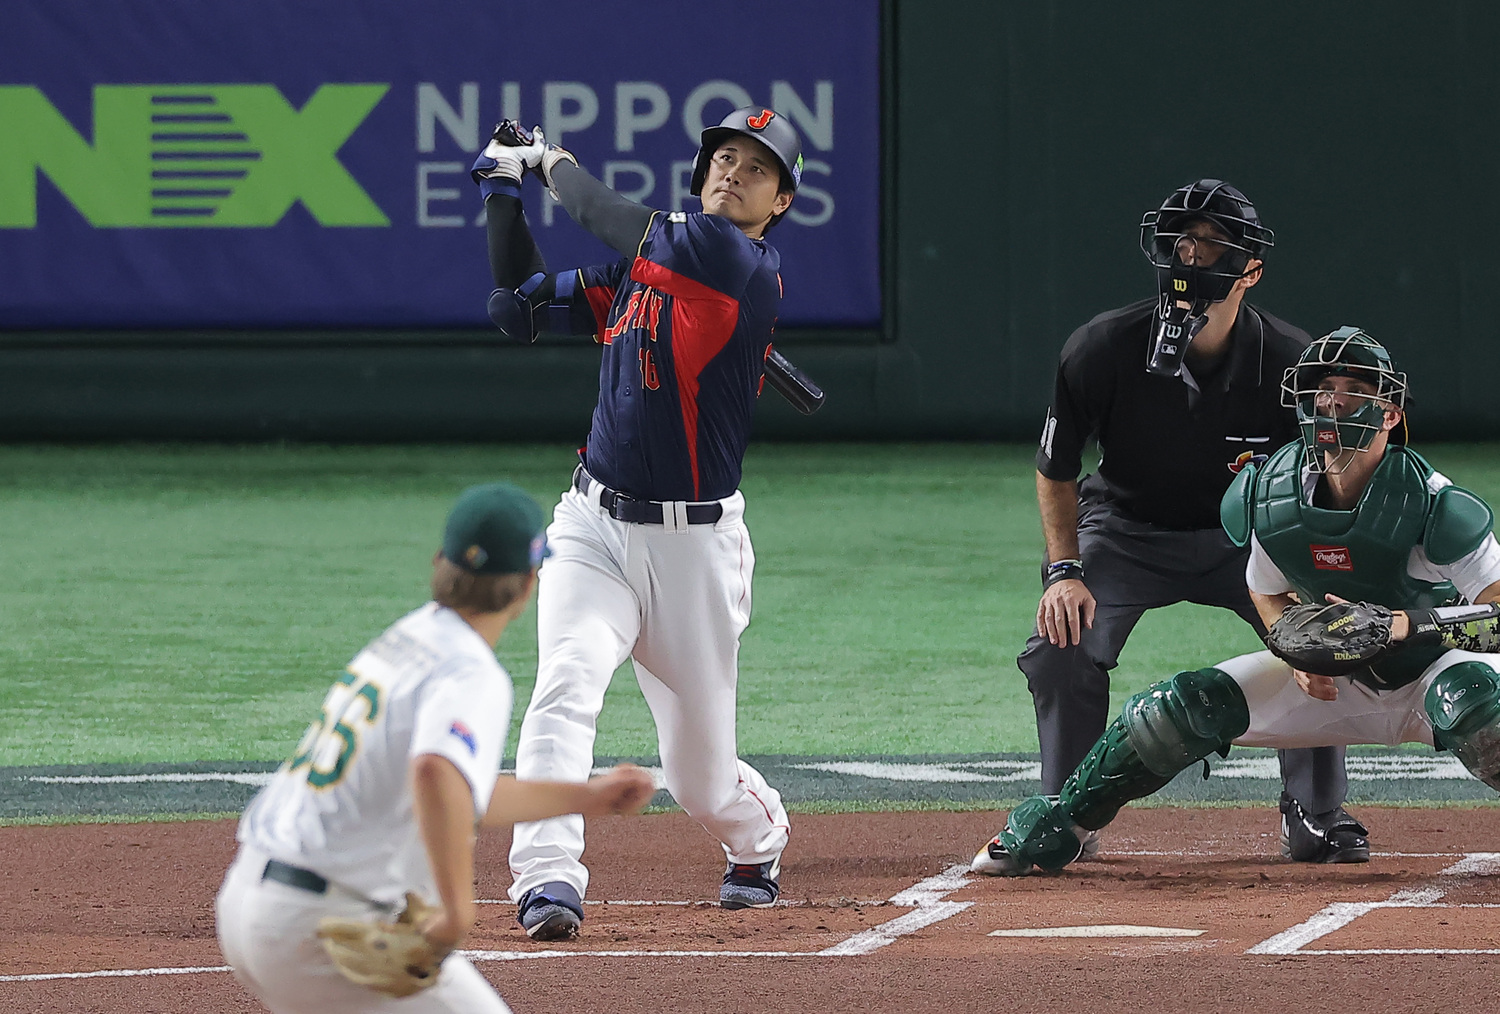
573, 211, 781, 502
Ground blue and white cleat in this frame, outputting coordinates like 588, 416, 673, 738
720, 856, 781, 909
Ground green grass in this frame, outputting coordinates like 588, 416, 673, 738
3, 442, 1498, 767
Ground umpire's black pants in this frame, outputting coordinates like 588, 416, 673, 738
1019, 496, 1348, 814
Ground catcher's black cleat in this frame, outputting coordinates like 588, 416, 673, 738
1280, 792, 1371, 863
517, 882, 583, 940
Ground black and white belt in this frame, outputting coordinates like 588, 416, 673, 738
262, 859, 328, 894
572, 466, 724, 526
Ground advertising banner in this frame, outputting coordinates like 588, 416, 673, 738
0, 0, 880, 329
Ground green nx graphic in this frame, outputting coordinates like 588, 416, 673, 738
0, 84, 390, 227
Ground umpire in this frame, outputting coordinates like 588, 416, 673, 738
1011, 179, 1367, 865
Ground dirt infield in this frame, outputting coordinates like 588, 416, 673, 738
4, 807, 1499, 1013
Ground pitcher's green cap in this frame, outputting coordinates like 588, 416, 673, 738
441, 482, 548, 575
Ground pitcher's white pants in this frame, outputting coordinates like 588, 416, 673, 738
509, 485, 790, 901
1221, 647, 1500, 749
216, 846, 510, 1014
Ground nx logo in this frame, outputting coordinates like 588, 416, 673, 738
0, 84, 390, 227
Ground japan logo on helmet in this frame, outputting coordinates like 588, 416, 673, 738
689, 104, 805, 198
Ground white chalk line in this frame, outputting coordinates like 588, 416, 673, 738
0, 965, 232, 983
1246, 853, 1500, 955
0, 866, 977, 981
476, 898, 895, 908
1297, 947, 1500, 955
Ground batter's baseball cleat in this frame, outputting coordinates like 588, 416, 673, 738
517, 882, 584, 940
1279, 793, 1371, 863
720, 857, 781, 909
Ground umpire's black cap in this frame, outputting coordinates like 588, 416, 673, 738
690, 106, 804, 196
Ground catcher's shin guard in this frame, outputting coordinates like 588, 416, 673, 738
993, 794, 1083, 875
1426, 660, 1500, 791
1060, 667, 1250, 831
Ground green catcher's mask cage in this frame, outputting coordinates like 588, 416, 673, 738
1281, 326, 1408, 473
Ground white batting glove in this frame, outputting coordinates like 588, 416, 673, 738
472, 120, 542, 185
529, 127, 579, 200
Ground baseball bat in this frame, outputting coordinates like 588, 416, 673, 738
765, 347, 826, 415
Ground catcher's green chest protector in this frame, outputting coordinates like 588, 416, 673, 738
1222, 443, 1494, 689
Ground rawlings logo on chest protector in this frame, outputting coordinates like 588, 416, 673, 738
1310, 544, 1353, 571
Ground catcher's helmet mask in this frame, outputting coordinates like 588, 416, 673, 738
690, 106, 804, 228
1282, 326, 1409, 474
1139, 179, 1274, 377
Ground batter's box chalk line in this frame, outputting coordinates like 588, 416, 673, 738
0, 865, 980, 981
1246, 852, 1500, 956
466, 863, 978, 961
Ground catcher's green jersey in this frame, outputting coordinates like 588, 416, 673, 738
1222, 442, 1494, 689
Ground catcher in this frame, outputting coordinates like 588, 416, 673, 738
215, 482, 656, 1013
974, 327, 1500, 876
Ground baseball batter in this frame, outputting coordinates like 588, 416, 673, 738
468, 106, 805, 938
974, 328, 1500, 876
215, 483, 655, 1011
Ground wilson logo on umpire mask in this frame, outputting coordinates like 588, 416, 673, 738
1138, 180, 1274, 377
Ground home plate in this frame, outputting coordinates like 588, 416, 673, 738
989, 925, 1205, 938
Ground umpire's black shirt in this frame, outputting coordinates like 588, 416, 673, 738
1037, 298, 1309, 531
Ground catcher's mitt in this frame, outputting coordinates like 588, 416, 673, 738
316, 891, 449, 999
1265, 600, 1395, 676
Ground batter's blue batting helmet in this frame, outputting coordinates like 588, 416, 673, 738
689, 106, 804, 197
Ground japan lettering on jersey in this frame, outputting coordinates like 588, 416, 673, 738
236, 603, 511, 904
575, 211, 783, 502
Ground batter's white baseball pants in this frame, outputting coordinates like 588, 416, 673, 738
1221, 647, 1500, 748
215, 846, 510, 1014
509, 484, 790, 901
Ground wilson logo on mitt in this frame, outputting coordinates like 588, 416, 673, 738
1266, 601, 1395, 676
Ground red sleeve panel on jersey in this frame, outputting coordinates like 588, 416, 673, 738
577, 261, 630, 343
631, 257, 739, 499
584, 284, 615, 341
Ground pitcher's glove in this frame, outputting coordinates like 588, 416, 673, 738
316, 891, 449, 999
1265, 600, 1395, 676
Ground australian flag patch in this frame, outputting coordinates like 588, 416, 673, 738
448, 720, 477, 755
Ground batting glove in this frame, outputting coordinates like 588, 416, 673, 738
534, 132, 579, 199
471, 120, 541, 186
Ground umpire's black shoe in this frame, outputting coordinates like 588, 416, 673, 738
517, 882, 584, 940
1280, 792, 1371, 863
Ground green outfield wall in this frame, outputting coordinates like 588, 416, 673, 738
2, 2, 1496, 440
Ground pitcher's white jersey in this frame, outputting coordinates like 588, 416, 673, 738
238, 602, 511, 905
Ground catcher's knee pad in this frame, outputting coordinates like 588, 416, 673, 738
1058, 667, 1249, 831
998, 794, 1082, 874
1124, 667, 1250, 775
1426, 660, 1500, 791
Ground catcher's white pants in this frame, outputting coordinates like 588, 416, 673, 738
216, 846, 510, 1014
509, 485, 790, 901
1221, 647, 1500, 748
